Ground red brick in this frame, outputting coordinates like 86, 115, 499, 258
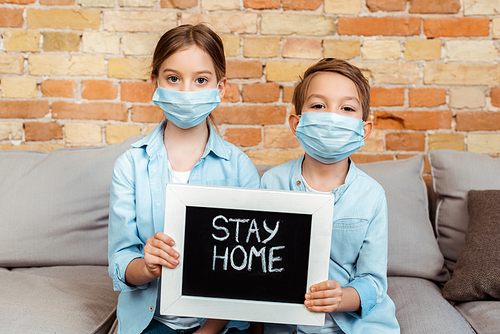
409, 88, 446, 108
370, 87, 404, 107
374, 111, 452, 130
131, 105, 164, 123
410, 0, 460, 14
491, 88, 500, 108
0, 101, 49, 118
226, 60, 262, 79
0, 9, 24, 28
386, 132, 425, 151
424, 18, 489, 37
351, 154, 394, 163
120, 82, 153, 103
222, 83, 239, 103
366, 0, 406, 12
224, 128, 261, 147
41, 80, 77, 98
161, 0, 197, 9
40, 0, 74, 5
82, 80, 118, 100
456, 112, 500, 131
25, 122, 63, 141
283, 86, 295, 103
397, 154, 431, 173
338, 17, 420, 36
212, 105, 286, 125
283, 0, 321, 11
244, 0, 280, 10
242, 83, 279, 103
52, 102, 128, 121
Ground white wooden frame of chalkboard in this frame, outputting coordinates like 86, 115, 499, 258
160, 183, 334, 326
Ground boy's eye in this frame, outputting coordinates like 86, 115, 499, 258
196, 77, 208, 85
167, 76, 179, 83
342, 106, 356, 112
311, 104, 324, 109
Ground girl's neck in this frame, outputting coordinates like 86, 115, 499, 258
301, 154, 349, 192
163, 120, 210, 172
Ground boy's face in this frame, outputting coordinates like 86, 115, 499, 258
290, 71, 372, 139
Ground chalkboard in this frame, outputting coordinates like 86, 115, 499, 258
160, 184, 334, 326
183, 206, 311, 304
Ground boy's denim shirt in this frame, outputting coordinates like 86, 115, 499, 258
261, 156, 400, 334
108, 121, 260, 334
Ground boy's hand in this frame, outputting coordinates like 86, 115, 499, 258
143, 232, 179, 277
304, 280, 343, 313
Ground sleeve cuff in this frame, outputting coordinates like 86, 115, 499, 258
346, 279, 377, 318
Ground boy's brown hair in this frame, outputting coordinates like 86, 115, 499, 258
292, 58, 371, 121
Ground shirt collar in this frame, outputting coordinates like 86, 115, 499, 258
293, 155, 359, 204
131, 120, 231, 161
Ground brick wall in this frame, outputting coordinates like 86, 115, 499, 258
1, 0, 500, 175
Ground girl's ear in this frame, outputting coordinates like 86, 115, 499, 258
289, 113, 300, 136
151, 75, 158, 90
217, 77, 227, 100
362, 120, 373, 140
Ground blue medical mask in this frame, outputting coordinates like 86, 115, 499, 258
153, 86, 221, 129
295, 112, 365, 164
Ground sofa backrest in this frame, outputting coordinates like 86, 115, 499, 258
0, 135, 143, 267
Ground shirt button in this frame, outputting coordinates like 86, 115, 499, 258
296, 180, 301, 186
149, 306, 154, 312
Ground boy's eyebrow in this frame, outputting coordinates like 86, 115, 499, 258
306, 93, 360, 104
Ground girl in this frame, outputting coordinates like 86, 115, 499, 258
108, 24, 260, 334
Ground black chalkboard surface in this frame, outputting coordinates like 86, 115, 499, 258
182, 206, 312, 304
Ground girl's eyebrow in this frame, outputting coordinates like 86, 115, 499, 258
162, 68, 213, 76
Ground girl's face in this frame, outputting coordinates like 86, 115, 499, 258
155, 44, 226, 98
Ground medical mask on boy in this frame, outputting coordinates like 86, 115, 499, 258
153, 85, 221, 129
295, 112, 365, 164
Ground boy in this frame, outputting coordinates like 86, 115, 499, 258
260, 58, 400, 333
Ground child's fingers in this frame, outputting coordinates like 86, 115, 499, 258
144, 232, 180, 268
309, 280, 340, 293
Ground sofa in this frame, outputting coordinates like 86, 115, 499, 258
1, 134, 499, 333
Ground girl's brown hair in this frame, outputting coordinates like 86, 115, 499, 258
151, 24, 226, 82
292, 58, 371, 121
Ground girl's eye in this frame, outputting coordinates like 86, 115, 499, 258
342, 106, 356, 112
196, 77, 208, 85
167, 76, 179, 83
311, 104, 324, 109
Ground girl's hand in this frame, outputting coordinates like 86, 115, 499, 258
143, 232, 180, 278
304, 280, 343, 313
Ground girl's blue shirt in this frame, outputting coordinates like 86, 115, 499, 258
260, 156, 400, 334
108, 121, 260, 334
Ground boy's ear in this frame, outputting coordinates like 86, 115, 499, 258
363, 120, 373, 140
289, 113, 300, 135
217, 77, 227, 100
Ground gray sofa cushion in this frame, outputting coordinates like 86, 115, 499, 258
388, 277, 474, 333
0, 135, 143, 267
428, 149, 500, 272
0, 266, 119, 334
357, 156, 448, 282
456, 301, 500, 334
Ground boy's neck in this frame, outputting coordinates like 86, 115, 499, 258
301, 154, 350, 192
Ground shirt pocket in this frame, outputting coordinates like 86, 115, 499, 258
205, 178, 240, 187
331, 218, 369, 266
